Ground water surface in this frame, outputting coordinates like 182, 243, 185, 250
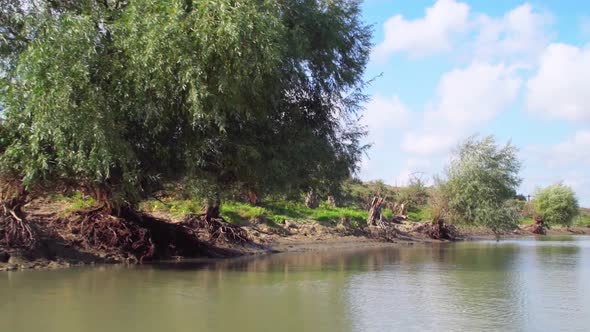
2, 236, 589, 331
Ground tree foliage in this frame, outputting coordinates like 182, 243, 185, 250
397, 173, 429, 209
437, 135, 522, 235
0, 0, 372, 209
533, 183, 579, 227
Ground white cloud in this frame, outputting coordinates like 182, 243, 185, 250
526, 43, 590, 123
523, 130, 590, 206
526, 130, 590, 168
373, 1, 552, 63
372, 0, 470, 59
474, 3, 552, 63
391, 159, 434, 186
362, 95, 410, 146
402, 62, 522, 155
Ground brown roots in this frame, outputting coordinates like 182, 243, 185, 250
181, 214, 249, 244
52, 209, 155, 262
414, 220, 459, 240
55, 209, 155, 262
530, 223, 546, 235
0, 204, 37, 249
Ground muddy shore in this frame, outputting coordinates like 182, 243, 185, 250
1, 202, 589, 272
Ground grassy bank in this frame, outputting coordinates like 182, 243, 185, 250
139, 198, 394, 227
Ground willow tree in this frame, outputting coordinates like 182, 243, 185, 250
533, 184, 579, 232
0, 0, 371, 224
435, 136, 522, 238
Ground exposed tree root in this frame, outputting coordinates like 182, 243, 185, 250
527, 223, 546, 235
368, 224, 403, 242
52, 209, 155, 262
181, 214, 249, 244
413, 220, 459, 240
0, 204, 37, 250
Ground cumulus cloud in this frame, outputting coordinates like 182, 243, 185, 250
474, 3, 553, 63
361, 95, 410, 146
526, 130, 590, 168
373, 1, 552, 63
391, 159, 434, 186
526, 43, 590, 123
372, 0, 470, 59
523, 131, 590, 206
402, 62, 522, 155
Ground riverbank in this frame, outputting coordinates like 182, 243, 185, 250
1, 197, 589, 272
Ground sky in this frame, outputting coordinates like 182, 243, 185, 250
357, 0, 590, 206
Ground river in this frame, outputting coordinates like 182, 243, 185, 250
2, 236, 589, 331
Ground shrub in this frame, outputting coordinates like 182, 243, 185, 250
533, 184, 579, 227
437, 136, 522, 236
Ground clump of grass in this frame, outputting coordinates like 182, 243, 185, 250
221, 202, 268, 225
53, 192, 98, 214
407, 205, 431, 222
139, 198, 202, 218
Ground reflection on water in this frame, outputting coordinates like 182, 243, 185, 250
1, 236, 590, 332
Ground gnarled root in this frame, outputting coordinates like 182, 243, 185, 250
53, 209, 155, 262
181, 214, 249, 244
0, 204, 37, 249
414, 219, 459, 240
530, 223, 546, 235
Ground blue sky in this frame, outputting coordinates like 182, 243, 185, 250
357, 0, 590, 206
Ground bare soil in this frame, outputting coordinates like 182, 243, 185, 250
2, 199, 589, 271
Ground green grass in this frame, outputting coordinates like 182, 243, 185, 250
574, 209, 590, 226
139, 198, 375, 227
139, 198, 202, 218
52, 192, 98, 214
406, 205, 431, 222
517, 209, 589, 226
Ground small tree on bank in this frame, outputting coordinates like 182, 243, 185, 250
436, 136, 522, 238
533, 184, 579, 230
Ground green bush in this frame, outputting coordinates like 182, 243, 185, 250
437, 136, 522, 236
533, 184, 579, 227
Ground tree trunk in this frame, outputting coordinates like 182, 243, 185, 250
247, 189, 259, 206
204, 193, 221, 221
327, 195, 337, 208
0, 180, 36, 249
305, 190, 319, 209
367, 196, 384, 226
532, 216, 546, 235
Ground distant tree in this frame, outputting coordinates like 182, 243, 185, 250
397, 172, 429, 210
436, 135, 522, 238
533, 183, 579, 228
